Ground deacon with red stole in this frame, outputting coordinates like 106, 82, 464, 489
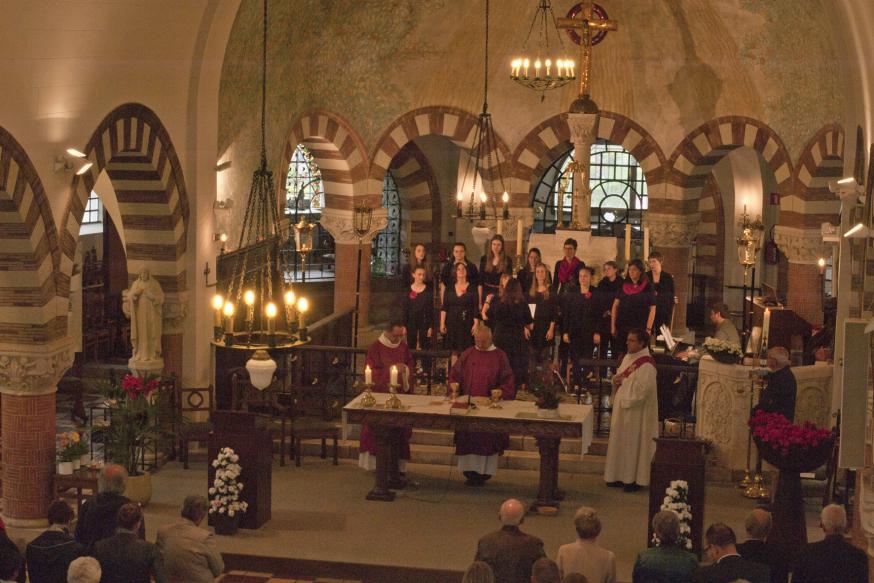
359, 320, 414, 471
449, 326, 515, 486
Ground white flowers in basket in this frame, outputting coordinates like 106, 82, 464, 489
703, 337, 743, 357
208, 447, 248, 518
653, 480, 693, 551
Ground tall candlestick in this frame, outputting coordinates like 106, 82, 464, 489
516, 219, 524, 256
212, 294, 224, 328
365, 365, 372, 385
496, 220, 503, 236
502, 191, 509, 219
265, 302, 277, 334
624, 224, 632, 260
390, 365, 398, 386
762, 308, 771, 351
456, 192, 463, 218
643, 227, 650, 260
297, 297, 309, 333
223, 302, 235, 334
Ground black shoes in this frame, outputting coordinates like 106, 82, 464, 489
622, 483, 641, 493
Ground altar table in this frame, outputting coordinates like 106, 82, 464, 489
343, 394, 593, 510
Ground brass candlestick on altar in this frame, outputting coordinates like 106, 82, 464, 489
385, 384, 403, 410
489, 389, 503, 409
359, 382, 376, 408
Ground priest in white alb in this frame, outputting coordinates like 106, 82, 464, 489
604, 328, 659, 492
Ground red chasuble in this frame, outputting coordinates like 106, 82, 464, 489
359, 335, 415, 459
449, 346, 516, 456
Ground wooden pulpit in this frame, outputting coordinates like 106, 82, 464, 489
208, 411, 272, 529
648, 437, 707, 556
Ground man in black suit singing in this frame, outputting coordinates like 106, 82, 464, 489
793, 504, 868, 583
693, 523, 770, 583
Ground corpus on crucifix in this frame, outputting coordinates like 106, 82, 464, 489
557, 1, 618, 231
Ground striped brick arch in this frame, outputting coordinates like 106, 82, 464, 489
369, 106, 513, 200
789, 123, 845, 229
0, 126, 62, 345
389, 142, 441, 246
59, 103, 189, 297
510, 111, 668, 206
282, 109, 368, 210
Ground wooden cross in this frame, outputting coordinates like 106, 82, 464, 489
557, 1, 618, 99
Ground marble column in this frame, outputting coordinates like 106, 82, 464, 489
565, 112, 600, 230
643, 212, 699, 336
0, 339, 73, 526
773, 226, 826, 326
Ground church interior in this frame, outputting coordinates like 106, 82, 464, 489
2, 0, 874, 581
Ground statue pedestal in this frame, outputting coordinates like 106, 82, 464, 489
128, 357, 164, 378
528, 229, 617, 274
695, 358, 833, 472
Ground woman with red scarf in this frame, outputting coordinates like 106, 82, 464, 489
560, 267, 602, 388
611, 258, 656, 351
552, 237, 586, 294
402, 266, 433, 350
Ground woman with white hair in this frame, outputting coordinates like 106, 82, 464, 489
556, 507, 616, 583
67, 557, 101, 583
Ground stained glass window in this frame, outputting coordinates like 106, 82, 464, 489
532, 139, 648, 236
372, 171, 402, 277
285, 144, 324, 216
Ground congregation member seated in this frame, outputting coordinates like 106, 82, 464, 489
736, 509, 787, 583
793, 504, 868, 583
359, 320, 414, 472
556, 507, 616, 583
560, 575, 590, 583
531, 558, 561, 583
475, 499, 545, 583
93, 504, 164, 583
156, 495, 224, 583
26, 500, 84, 583
632, 510, 697, 583
75, 464, 144, 549
450, 326, 515, 486
462, 561, 495, 583
0, 549, 21, 583
693, 523, 769, 583
66, 557, 101, 583
0, 523, 23, 583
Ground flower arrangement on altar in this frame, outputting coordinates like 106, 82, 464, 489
654, 480, 693, 550
748, 410, 833, 456
209, 447, 248, 519
56, 431, 86, 462
703, 337, 743, 364
98, 373, 166, 476
528, 366, 562, 410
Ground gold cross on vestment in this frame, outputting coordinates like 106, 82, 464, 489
556, 0, 618, 99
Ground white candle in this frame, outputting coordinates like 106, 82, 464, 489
390, 365, 398, 386
516, 219, 524, 256
496, 220, 503, 236
365, 365, 372, 385
762, 308, 771, 350
624, 224, 632, 260
643, 227, 650, 260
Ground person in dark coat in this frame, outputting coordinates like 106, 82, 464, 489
736, 509, 788, 583
74, 465, 145, 550
517, 248, 542, 297
526, 262, 557, 366
560, 267, 601, 388
479, 235, 514, 305
475, 499, 545, 583
793, 504, 868, 583
402, 265, 434, 350
26, 500, 85, 583
400, 243, 435, 287
485, 279, 533, 385
645, 252, 675, 337
596, 261, 622, 359
633, 510, 698, 583
92, 504, 164, 583
440, 242, 479, 302
611, 259, 656, 352
0, 524, 24, 583
552, 238, 586, 294
693, 523, 769, 583
755, 347, 797, 422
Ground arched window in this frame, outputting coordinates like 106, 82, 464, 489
532, 139, 648, 236
285, 144, 324, 217
372, 171, 402, 277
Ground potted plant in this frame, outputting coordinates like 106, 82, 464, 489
56, 432, 80, 475
209, 447, 248, 535
703, 337, 743, 364
748, 410, 835, 549
528, 368, 562, 418
653, 480, 693, 550
99, 373, 166, 505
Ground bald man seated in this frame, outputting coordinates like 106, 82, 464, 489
792, 504, 868, 583
736, 509, 788, 583
475, 499, 545, 583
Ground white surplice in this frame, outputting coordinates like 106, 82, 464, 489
603, 347, 659, 486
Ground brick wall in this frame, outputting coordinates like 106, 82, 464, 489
2, 393, 55, 523
786, 262, 824, 326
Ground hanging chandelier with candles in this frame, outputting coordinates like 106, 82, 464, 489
211, 0, 309, 387
510, 0, 576, 97
457, 0, 511, 237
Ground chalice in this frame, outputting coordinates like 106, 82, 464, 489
489, 389, 503, 409
448, 382, 460, 403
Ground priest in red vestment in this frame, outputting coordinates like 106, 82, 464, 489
359, 320, 415, 471
449, 326, 515, 486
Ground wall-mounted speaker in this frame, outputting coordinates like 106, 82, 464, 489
839, 318, 869, 469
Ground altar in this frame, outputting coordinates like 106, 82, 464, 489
695, 357, 834, 472
528, 229, 617, 274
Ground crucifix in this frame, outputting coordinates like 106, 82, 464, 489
556, 1, 618, 230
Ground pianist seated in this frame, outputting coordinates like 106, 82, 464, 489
674, 303, 741, 362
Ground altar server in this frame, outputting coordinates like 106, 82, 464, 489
359, 321, 414, 471
603, 329, 659, 492
449, 326, 515, 486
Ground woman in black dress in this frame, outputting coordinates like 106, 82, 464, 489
403, 266, 433, 350
611, 258, 656, 351
597, 260, 622, 358
400, 243, 435, 287
440, 262, 479, 363
485, 278, 533, 385
561, 267, 602, 388
526, 262, 557, 365
479, 235, 513, 305
517, 247, 542, 296
645, 251, 675, 337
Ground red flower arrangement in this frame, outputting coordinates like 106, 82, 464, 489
121, 373, 160, 400
748, 410, 832, 456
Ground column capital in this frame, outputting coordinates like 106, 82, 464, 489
564, 111, 600, 143
0, 337, 75, 396
773, 226, 825, 264
319, 207, 388, 245
644, 212, 700, 248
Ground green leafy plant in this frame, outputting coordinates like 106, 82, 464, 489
528, 367, 562, 409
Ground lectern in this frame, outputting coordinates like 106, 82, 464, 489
208, 411, 272, 529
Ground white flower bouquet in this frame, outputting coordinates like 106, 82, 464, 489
653, 479, 693, 551
208, 447, 248, 519
703, 337, 743, 364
